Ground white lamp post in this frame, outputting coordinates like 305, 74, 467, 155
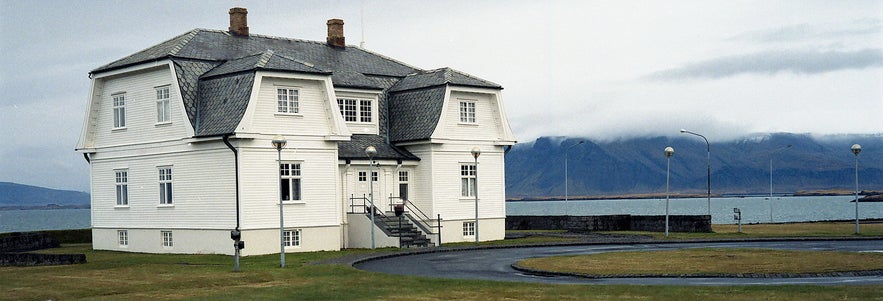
471, 147, 481, 243
564, 141, 584, 215
769, 145, 792, 223
664, 146, 674, 237
852, 144, 861, 234
365, 146, 377, 249
680, 129, 711, 216
271, 135, 287, 268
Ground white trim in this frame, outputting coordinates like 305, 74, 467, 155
91, 60, 170, 79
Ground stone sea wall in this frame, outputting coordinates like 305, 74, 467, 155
506, 215, 712, 232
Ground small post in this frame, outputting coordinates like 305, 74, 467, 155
733, 208, 742, 233
437, 214, 442, 247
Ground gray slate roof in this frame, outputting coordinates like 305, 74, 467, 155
389, 68, 501, 92
338, 134, 419, 161
93, 28, 502, 160
388, 86, 447, 143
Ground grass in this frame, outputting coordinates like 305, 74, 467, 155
601, 221, 883, 240
2, 225, 882, 300
516, 248, 883, 276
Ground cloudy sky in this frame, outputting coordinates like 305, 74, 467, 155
1, 0, 881, 192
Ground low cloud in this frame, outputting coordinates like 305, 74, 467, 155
729, 19, 881, 43
645, 48, 883, 80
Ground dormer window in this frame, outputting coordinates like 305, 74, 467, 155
338, 98, 372, 123
459, 100, 476, 123
277, 88, 299, 114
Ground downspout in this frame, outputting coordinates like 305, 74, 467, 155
222, 135, 241, 230
504, 145, 513, 154
82, 153, 92, 163
223, 134, 243, 271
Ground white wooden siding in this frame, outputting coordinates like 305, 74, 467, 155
245, 77, 335, 137
89, 65, 191, 148
435, 90, 508, 142
236, 140, 341, 230
90, 146, 236, 230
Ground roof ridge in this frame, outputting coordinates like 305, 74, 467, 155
168, 29, 201, 56
271, 52, 318, 69
256, 49, 274, 68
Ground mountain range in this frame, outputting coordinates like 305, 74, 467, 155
505, 133, 883, 198
0, 182, 90, 209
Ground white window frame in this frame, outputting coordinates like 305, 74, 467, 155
280, 162, 302, 202
460, 164, 477, 198
158, 166, 173, 205
459, 100, 476, 124
398, 171, 409, 201
112, 93, 126, 129
155, 85, 171, 124
337, 97, 373, 123
114, 169, 128, 206
118, 230, 128, 247
283, 229, 302, 248
463, 221, 475, 237
358, 171, 367, 182
162, 231, 173, 247
276, 87, 300, 114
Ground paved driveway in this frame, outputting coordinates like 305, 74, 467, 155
354, 240, 883, 285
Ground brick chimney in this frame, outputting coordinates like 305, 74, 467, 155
229, 7, 249, 36
326, 19, 345, 48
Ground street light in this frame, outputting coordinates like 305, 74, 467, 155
271, 135, 287, 268
664, 146, 674, 237
564, 141, 584, 215
852, 143, 862, 234
769, 144, 792, 223
365, 145, 378, 249
471, 147, 481, 243
680, 129, 711, 216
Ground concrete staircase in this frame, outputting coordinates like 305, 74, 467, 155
371, 213, 432, 248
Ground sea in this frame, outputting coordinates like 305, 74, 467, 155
1, 196, 881, 233
0, 209, 90, 233
508, 195, 883, 224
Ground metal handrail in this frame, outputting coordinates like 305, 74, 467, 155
388, 195, 436, 235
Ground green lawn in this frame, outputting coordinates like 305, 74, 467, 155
516, 248, 883, 276
0, 243, 880, 300
601, 221, 883, 240
3, 224, 883, 300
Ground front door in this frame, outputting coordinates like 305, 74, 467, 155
355, 169, 382, 212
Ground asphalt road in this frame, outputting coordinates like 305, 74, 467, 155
354, 240, 883, 285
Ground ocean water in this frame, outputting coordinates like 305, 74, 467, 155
506, 195, 883, 224
0, 209, 91, 233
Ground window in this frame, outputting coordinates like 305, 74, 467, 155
463, 222, 475, 237
359, 100, 372, 122
338, 98, 357, 122
158, 167, 173, 205
283, 229, 301, 247
118, 230, 128, 246
156, 86, 170, 123
115, 169, 128, 206
358, 171, 367, 182
459, 101, 476, 123
460, 164, 477, 197
277, 88, 299, 114
398, 171, 409, 201
112, 93, 126, 128
280, 163, 302, 201
371, 171, 378, 182
337, 98, 372, 123
162, 231, 173, 247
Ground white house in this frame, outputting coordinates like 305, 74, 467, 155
75, 8, 516, 256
